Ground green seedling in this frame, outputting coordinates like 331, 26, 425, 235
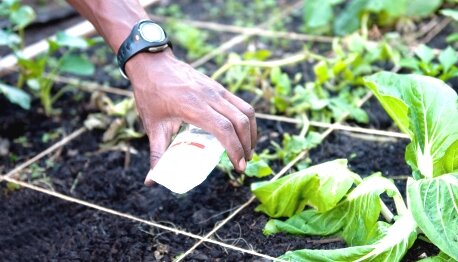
18, 32, 96, 116
219, 32, 398, 124
440, 9, 458, 43
270, 115, 322, 165
400, 45, 458, 81
303, 0, 444, 36
0, 0, 96, 115
222, 50, 272, 94
218, 151, 272, 186
0, 0, 35, 109
223, 0, 277, 27
0, 82, 31, 110
13, 136, 30, 148
41, 129, 62, 143
19, 163, 54, 190
153, 3, 183, 18
0, 0, 35, 49
166, 22, 214, 60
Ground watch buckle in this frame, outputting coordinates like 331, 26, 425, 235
119, 67, 129, 80
148, 44, 169, 52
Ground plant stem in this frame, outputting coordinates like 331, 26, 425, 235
42, 51, 68, 116
17, 28, 25, 50
124, 143, 131, 169
380, 199, 394, 222
361, 12, 369, 40
298, 114, 310, 138
212, 50, 326, 81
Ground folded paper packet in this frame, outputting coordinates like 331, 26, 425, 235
146, 125, 225, 194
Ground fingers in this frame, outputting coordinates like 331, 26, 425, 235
144, 123, 175, 187
222, 91, 257, 152
210, 99, 252, 162
188, 80, 256, 171
191, 105, 247, 173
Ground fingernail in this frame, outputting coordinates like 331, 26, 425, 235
238, 158, 246, 171
144, 170, 155, 187
144, 178, 155, 187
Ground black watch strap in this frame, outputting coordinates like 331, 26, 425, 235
117, 20, 171, 79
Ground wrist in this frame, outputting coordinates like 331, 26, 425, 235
66, 1, 153, 54
125, 48, 175, 79
117, 19, 171, 79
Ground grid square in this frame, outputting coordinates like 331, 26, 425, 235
0, 181, 196, 261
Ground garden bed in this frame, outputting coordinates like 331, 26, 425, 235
1, 0, 458, 261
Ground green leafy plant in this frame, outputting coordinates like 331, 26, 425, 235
166, 22, 214, 60
268, 116, 322, 166
0, 0, 35, 109
0, 0, 35, 50
218, 116, 322, 184
0, 0, 95, 115
250, 72, 458, 261
252, 159, 414, 261
0, 82, 31, 109
218, 152, 272, 186
441, 9, 458, 43
153, 3, 183, 19
365, 72, 458, 259
303, 0, 444, 36
287, 33, 400, 122
219, 33, 399, 124
223, 0, 277, 27
17, 32, 96, 115
400, 45, 458, 81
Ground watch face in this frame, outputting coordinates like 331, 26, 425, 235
139, 22, 166, 42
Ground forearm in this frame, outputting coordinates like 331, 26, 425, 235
66, 0, 149, 54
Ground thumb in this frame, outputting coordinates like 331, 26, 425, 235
144, 127, 171, 187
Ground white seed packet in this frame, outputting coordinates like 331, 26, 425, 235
146, 125, 225, 194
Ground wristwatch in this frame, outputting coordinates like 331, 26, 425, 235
117, 19, 171, 79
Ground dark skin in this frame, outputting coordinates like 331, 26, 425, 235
66, 0, 257, 186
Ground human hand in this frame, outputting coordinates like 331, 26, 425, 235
125, 49, 257, 186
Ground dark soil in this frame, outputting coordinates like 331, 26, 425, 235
0, 183, 196, 262
361, 96, 398, 130
0, 118, 299, 261
426, 23, 458, 50
44, 132, 252, 235
190, 240, 271, 261
208, 201, 346, 258
21, 118, 296, 234
0, 92, 92, 174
